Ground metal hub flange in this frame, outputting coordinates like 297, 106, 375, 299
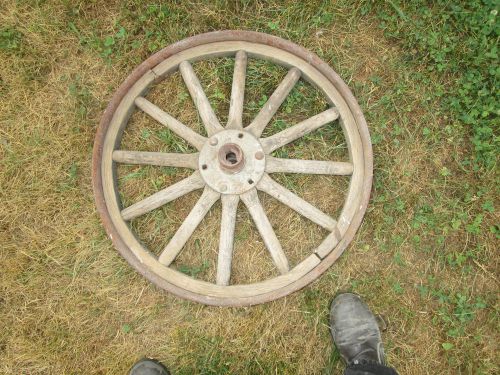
198, 129, 266, 194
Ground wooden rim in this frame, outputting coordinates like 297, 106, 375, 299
92, 31, 373, 306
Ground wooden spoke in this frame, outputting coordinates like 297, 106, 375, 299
158, 187, 220, 266
121, 171, 205, 221
240, 189, 289, 274
257, 174, 337, 231
266, 156, 353, 175
246, 67, 301, 137
216, 194, 239, 285
179, 60, 224, 136
226, 51, 247, 129
113, 150, 199, 169
135, 97, 206, 150
261, 108, 340, 153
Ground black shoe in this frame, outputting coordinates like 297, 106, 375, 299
129, 358, 171, 375
329, 293, 385, 366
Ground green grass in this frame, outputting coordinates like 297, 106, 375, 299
374, 0, 499, 170
1, 0, 498, 374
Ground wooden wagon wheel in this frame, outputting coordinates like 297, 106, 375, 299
92, 31, 373, 306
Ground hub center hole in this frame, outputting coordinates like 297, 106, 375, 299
225, 151, 238, 164
218, 142, 244, 172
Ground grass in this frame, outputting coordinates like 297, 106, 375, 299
1, 0, 498, 374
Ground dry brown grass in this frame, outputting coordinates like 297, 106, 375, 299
1, 1, 498, 374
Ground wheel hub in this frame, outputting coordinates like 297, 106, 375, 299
198, 129, 266, 194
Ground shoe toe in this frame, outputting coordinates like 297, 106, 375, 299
129, 358, 170, 375
330, 293, 367, 321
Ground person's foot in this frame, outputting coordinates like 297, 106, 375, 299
129, 358, 170, 375
330, 293, 385, 366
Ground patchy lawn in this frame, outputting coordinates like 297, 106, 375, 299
1, 1, 498, 374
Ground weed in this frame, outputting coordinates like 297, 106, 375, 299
120, 167, 149, 182
0, 27, 22, 53
178, 261, 210, 278
67, 75, 94, 124
466, 214, 484, 234
57, 162, 78, 191
68, 20, 129, 63
388, 279, 404, 295
156, 129, 192, 153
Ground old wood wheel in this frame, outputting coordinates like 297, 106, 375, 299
92, 31, 373, 306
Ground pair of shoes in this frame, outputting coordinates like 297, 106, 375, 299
330, 293, 385, 366
129, 358, 170, 375
129, 293, 385, 373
